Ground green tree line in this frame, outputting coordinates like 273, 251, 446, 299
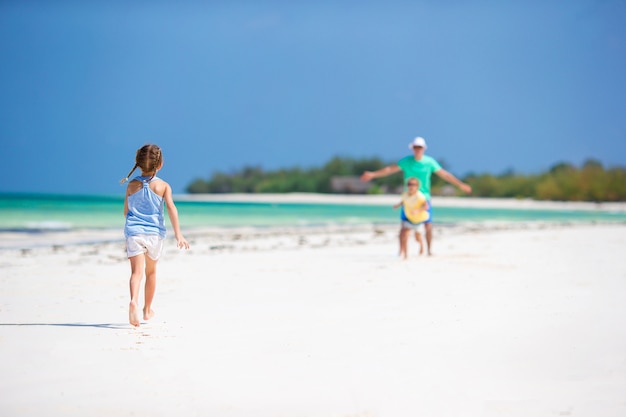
186, 157, 626, 202
186, 157, 404, 194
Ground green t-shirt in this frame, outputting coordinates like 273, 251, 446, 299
397, 155, 442, 199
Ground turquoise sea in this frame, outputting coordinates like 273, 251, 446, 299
1, 193, 625, 233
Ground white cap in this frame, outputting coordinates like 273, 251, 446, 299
408, 137, 427, 150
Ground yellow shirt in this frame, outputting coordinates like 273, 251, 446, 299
401, 191, 429, 224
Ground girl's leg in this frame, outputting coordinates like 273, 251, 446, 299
143, 256, 158, 321
128, 254, 145, 327
425, 222, 433, 256
415, 232, 424, 255
399, 228, 409, 259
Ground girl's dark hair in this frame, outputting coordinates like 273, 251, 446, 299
120, 144, 163, 184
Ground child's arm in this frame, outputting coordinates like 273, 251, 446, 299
123, 186, 131, 217
409, 200, 428, 216
124, 180, 142, 217
163, 184, 190, 250
393, 196, 406, 210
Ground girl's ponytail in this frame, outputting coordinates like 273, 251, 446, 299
119, 164, 138, 184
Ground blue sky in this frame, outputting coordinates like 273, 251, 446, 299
1, 1, 625, 195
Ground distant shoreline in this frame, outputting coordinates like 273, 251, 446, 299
176, 193, 626, 212
2, 192, 625, 213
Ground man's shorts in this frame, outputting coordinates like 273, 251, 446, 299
126, 235, 165, 260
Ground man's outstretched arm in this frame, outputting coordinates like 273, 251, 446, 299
434, 169, 472, 194
361, 164, 401, 182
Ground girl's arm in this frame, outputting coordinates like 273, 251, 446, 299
123, 186, 130, 217
124, 180, 143, 217
163, 184, 190, 249
410, 200, 428, 216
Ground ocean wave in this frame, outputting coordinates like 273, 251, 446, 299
12, 221, 74, 233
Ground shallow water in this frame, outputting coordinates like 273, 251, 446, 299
1, 193, 624, 233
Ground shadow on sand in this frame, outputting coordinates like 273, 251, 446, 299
0, 322, 129, 329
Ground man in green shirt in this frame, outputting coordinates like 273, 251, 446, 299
361, 137, 472, 255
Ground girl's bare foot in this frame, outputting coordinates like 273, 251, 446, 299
143, 308, 155, 321
129, 301, 140, 327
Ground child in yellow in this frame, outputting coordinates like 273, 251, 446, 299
120, 144, 190, 327
393, 177, 430, 259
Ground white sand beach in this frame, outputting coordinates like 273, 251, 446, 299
1, 197, 626, 417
